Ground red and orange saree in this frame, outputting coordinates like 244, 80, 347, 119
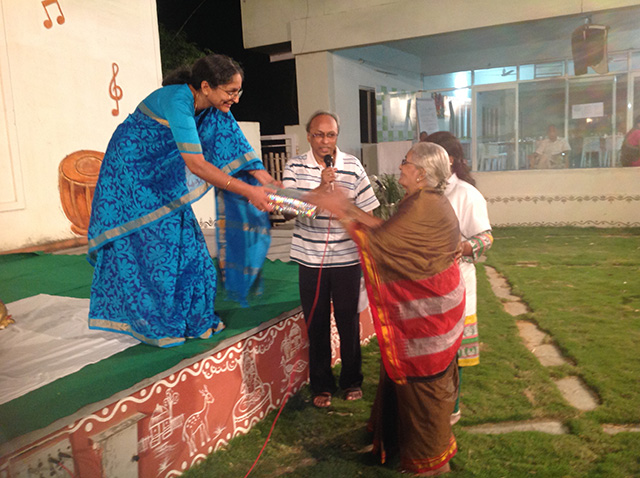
351, 187, 465, 474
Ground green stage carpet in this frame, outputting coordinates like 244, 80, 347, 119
0, 253, 300, 445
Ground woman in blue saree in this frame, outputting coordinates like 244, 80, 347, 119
87, 54, 275, 347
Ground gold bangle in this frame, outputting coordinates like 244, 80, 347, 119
224, 178, 233, 190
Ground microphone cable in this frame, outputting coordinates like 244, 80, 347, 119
244, 210, 333, 477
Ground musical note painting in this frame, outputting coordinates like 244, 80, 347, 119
42, 0, 65, 29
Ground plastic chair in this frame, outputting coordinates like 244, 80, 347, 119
603, 135, 624, 167
482, 143, 507, 171
580, 136, 601, 168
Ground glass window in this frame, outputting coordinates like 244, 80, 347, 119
568, 78, 614, 169
476, 87, 516, 171
634, 75, 640, 123
422, 71, 471, 90
474, 66, 517, 85
610, 74, 628, 167
519, 64, 535, 81
608, 53, 629, 73
534, 61, 565, 79
519, 80, 566, 170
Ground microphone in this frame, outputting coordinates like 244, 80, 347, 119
323, 155, 334, 190
369, 174, 386, 191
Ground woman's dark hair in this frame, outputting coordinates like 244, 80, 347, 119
425, 131, 475, 187
162, 53, 244, 89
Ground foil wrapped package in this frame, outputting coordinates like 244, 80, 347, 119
267, 188, 317, 218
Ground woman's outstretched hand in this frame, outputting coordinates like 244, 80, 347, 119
247, 185, 274, 212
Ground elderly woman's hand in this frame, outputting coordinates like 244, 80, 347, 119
305, 187, 348, 219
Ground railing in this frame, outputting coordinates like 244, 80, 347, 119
260, 134, 298, 182
260, 134, 299, 223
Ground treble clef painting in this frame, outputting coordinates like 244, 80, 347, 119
109, 62, 123, 116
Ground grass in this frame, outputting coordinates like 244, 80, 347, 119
183, 227, 640, 478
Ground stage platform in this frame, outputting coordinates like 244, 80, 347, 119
0, 246, 375, 477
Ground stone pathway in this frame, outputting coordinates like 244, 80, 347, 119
471, 265, 633, 436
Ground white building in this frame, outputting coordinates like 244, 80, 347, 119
241, 0, 640, 227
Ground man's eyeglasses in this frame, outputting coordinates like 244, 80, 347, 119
218, 87, 243, 99
310, 132, 338, 140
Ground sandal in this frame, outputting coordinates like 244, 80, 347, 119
313, 392, 332, 408
344, 387, 363, 401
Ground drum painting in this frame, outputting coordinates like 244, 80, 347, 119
58, 150, 103, 236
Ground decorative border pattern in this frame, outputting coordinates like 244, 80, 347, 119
487, 194, 640, 205
1, 309, 378, 478
491, 220, 640, 228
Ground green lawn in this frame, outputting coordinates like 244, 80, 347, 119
183, 227, 640, 478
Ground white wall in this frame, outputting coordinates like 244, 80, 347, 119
293, 51, 421, 160
291, 52, 421, 160
0, 0, 162, 252
476, 168, 640, 227
332, 53, 421, 158
241, 0, 640, 54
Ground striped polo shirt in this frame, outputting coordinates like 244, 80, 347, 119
282, 147, 380, 268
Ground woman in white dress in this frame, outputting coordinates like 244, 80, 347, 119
425, 132, 493, 424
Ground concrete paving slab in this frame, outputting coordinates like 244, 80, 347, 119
516, 321, 546, 347
533, 344, 568, 367
602, 424, 640, 435
484, 266, 518, 300
517, 321, 568, 366
554, 376, 599, 411
465, 420, 567, 435
503, 301, 529, 316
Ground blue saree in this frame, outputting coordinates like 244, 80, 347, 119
87, 85, 270, 347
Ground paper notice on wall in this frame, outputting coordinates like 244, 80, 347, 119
571, 102, 604, 119
416, 98, 439, 134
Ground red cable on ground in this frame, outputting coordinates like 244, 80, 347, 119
243, 216, 333, 478
59, 462, 75, 478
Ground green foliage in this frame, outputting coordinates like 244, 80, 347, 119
183, 227, 640, 477
158, 23, 211, 76
372, 174, 404, 220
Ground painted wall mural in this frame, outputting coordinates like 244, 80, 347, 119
58, 150, 103, 236
109, 62, 123, 116
41, 0, 65, 29
0, 314, 309, 477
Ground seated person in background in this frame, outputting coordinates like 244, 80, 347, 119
620, 116, 640, 167
530, 125, 571, 169
419, 131, 429, 142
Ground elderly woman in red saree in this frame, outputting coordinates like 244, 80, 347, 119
308, 142, 464, 476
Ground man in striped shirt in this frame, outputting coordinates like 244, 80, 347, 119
283, 111, 380, 408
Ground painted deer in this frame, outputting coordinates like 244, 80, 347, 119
182, 386, 214, 456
